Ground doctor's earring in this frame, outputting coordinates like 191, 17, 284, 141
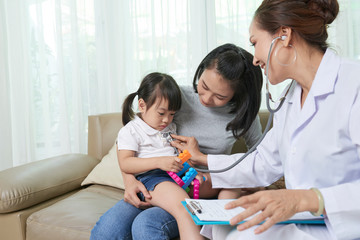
274, 44, 297, 66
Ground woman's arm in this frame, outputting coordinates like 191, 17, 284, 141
118, 149, 183, 174
121, 172, 153, 208
170, 133, 282, 188
319, 95, 360, 238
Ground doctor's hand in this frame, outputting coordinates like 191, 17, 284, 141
225, 189, 319, 234
170, 134, 208, 166
122, 173, 152, 209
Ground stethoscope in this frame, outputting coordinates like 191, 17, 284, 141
191, 36, 295, 173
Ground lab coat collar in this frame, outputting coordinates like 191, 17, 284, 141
310, 49, 340, 98
286, 49, 340, 133
287, 49, 340, 105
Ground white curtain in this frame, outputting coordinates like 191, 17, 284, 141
1, 0, 359, 171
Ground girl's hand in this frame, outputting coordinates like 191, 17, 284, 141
170, 134, 208, 166
158, 156, 183, 172
225, 189, 319, 234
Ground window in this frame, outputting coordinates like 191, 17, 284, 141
1, 0, 359, 170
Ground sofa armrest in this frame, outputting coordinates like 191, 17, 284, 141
88, 112, 123, 160
0, 154, 99, 213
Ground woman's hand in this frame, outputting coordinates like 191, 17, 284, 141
170, 134, 208, 166
157, 156, 183, 172
225, 189, 319, 234
193, 171, 206, 184
122, 173, 152, 209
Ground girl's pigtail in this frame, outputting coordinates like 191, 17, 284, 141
122, 92, 138, 125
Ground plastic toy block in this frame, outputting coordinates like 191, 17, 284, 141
167, 171, 184, 187
193, 179, 200, 199
176, 162, 191, 176
181, 168, 199, 189
178, 150, 191, 164
166, 150, 202, 199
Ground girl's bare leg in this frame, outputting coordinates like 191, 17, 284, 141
218, 188, 245, 199
148, 181, 204, 240
197, 173, 265, 199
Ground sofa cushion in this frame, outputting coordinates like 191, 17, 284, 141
0, 154, 98, 213
26, 185, 124, 240
81, 142, 125, 190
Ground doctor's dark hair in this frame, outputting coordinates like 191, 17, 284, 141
122, 72, 181, 125
192, 43, 263, 139
254, 0, 339, 52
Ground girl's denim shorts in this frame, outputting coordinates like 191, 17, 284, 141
136, 169, 175, 201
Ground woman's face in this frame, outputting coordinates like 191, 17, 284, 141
197, 68, 234, 107
249, 20, 286, 85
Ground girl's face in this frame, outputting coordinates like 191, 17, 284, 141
249, 20, 287, 85
197, 68, 234, 107
139, 97, 176, 131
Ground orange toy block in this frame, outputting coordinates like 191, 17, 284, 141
178, 150, 191, 164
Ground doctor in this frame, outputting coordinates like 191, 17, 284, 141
172, 0, 360, 239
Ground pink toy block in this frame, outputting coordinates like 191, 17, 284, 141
193, 179, 200, 199
167, 171, 184, 187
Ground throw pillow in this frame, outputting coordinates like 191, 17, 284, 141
81, 142, 125, 189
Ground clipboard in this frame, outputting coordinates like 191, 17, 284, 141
181, 200, 325, 226
182, 201, 230, 225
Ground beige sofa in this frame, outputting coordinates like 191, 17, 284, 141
0, 110, 283, 240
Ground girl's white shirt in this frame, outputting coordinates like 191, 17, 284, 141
117, 115, 177, 159
208, 49, 360, 240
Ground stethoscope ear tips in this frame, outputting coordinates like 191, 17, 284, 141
281, 35, 287, 41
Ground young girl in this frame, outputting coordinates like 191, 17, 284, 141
117, 72, 204, 240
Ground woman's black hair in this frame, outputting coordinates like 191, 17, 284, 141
193, 43, 263, 139
122, 72, 182, 125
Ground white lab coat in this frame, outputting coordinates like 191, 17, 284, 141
208, 49, 360, 240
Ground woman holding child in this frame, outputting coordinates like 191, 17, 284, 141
90, 43, 264, 239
